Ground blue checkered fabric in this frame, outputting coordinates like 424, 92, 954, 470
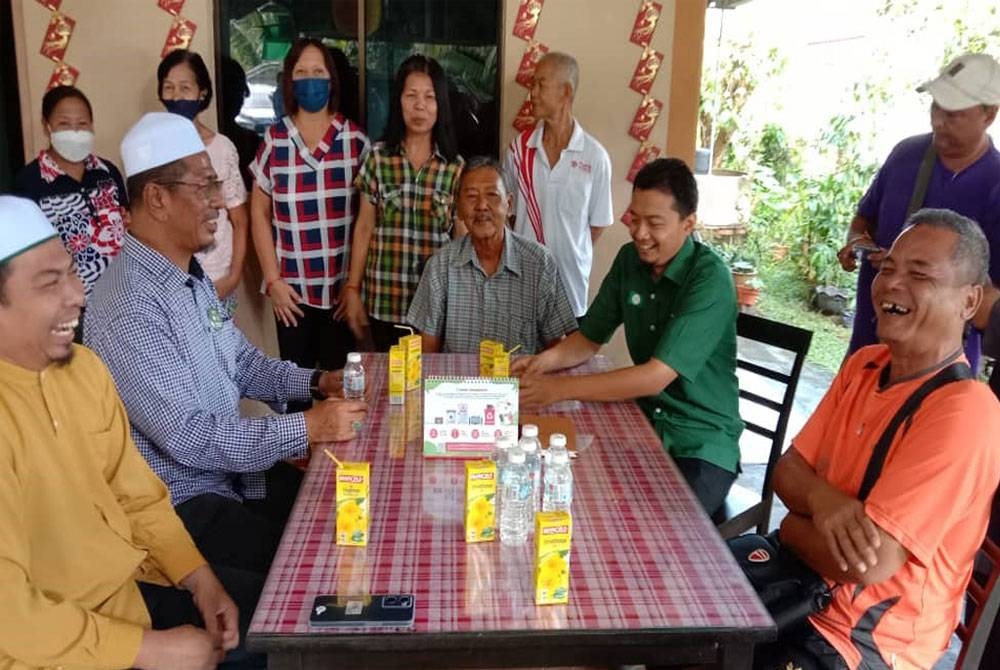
85, 234, 313, 504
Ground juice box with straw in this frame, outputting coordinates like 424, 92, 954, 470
534, 511, 572, 604
479, 340, 499, 376
388, 344, 406, 404
464, 460, 496, 543
492, 348, 511, 377
402, 333, 422, 390
335, 461, 370, 546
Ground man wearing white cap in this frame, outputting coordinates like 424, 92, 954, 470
0, 195, 248, 669
838, 52, 1000, 371
85, 113, 367, 580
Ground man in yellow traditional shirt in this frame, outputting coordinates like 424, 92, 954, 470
0, 195, 254, 669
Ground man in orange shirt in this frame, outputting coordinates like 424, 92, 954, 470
759, 208, 1000, 669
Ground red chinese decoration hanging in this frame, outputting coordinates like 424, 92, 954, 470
35, 1, 77, 90
161, 17, 197, 58
512, 0, 544, 41
629, 96, 662, 143
515, 41, 549, 88
157, 0, 186, 16
47, 62, 79, 90
629, 47, 663, 97
627, 143, 662, 182
630, 1, 662, 48
513, 97, 535, 133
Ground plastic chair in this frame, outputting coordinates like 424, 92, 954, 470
714, 313, 812, 539
957, 536, 1000, 670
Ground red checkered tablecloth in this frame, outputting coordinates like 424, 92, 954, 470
249, 354, 771, 636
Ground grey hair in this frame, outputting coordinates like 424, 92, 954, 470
538, 52, 580, 97
459, 155, 506, 194
904, 208, 990, 285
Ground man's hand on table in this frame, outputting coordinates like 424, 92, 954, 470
807, 485, 882, 575
510, 351, 556, 377
518, 373, 565, 408
305, 398, 369, 444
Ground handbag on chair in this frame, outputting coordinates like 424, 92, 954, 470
728, 361, 972, 636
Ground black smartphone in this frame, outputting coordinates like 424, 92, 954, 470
309, 594, 416, 628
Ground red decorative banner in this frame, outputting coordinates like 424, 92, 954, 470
157, 0, 186, 16
629, 47, 663, 97
630, 1, 663, 48
35, 0, 61, 10
627, 143, 662, 182
40, 12, 74, 63
629, 96, 662, 142
513, 97, 535, 133
512, 0, 544, 41
161, 16, 197, 58
515, 41, 549, 88
47, 61, 79, 90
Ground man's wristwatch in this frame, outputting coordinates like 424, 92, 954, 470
310, 369, 327, 401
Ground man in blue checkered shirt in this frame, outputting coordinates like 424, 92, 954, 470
86, 113, 367, 584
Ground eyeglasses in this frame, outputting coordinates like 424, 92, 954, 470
157, 179, 223, 199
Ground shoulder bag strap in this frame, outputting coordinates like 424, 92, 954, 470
904, 139, 937, 221
857, 362, 972, 501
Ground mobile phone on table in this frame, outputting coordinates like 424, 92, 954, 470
309, 594, 416, 628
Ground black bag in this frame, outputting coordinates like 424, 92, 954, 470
730, 532, 834, 635
729, 361, 972, 635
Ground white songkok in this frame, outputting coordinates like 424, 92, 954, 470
120, 112, 205, 178
0, 195, 59, 264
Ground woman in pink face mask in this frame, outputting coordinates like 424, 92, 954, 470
13, 85, 128, 341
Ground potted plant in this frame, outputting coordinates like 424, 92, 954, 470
729, 259, 763, 309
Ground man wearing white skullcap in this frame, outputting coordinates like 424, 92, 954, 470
0, 195, 244, 669
86, 113, 367, 590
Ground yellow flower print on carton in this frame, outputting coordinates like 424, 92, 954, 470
465, 460, 496, 543
335, 462, 369, 546
535, 511, 572, 604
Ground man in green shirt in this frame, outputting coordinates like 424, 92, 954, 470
515, 158, 742, 515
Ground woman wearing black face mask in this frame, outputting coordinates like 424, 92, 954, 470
158, 49, 249, 305
13, 85, 128, 342
250, 38, 370, 403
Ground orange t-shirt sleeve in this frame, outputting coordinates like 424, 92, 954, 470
864, 384, 1000, 567
791, 349, 864, 468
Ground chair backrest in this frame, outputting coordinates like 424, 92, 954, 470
734, 313, 813, 532
957, 536, 1000, 670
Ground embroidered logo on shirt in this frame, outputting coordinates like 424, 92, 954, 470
570, 159, 593, 174
628, 291, 643, 307
207, 306, 224, 331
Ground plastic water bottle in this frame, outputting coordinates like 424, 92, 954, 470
343, 352, 365, 400
499, 448, 532, 546
543, 446, 573, 512
545, 433, 569, 465
519, 425, 543, 512
492, 435, 516, 511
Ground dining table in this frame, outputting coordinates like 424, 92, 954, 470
247, 353, 774, 669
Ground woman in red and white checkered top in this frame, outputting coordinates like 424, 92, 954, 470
250, 38, 371, 404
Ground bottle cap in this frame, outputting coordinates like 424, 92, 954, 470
549, 433, 567, 448
496, 436, 516, 450
507, 447, 526, 464
519, 436, 538, 453
347, 352, 362, 364
521, 424, 539, 438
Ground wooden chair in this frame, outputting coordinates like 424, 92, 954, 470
714, 313, 812, 539
957, 536, 1000, 669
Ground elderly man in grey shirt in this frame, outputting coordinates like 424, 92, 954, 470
407, 156, 577, 354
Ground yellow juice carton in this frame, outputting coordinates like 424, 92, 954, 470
388, 344, 406, 405
492, 350, 511, 377
335, 462, 369, 546
534, 511, 572, 604
479, 340, 499, 376
464, 460, 497, 543
402, 333, 422, 391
